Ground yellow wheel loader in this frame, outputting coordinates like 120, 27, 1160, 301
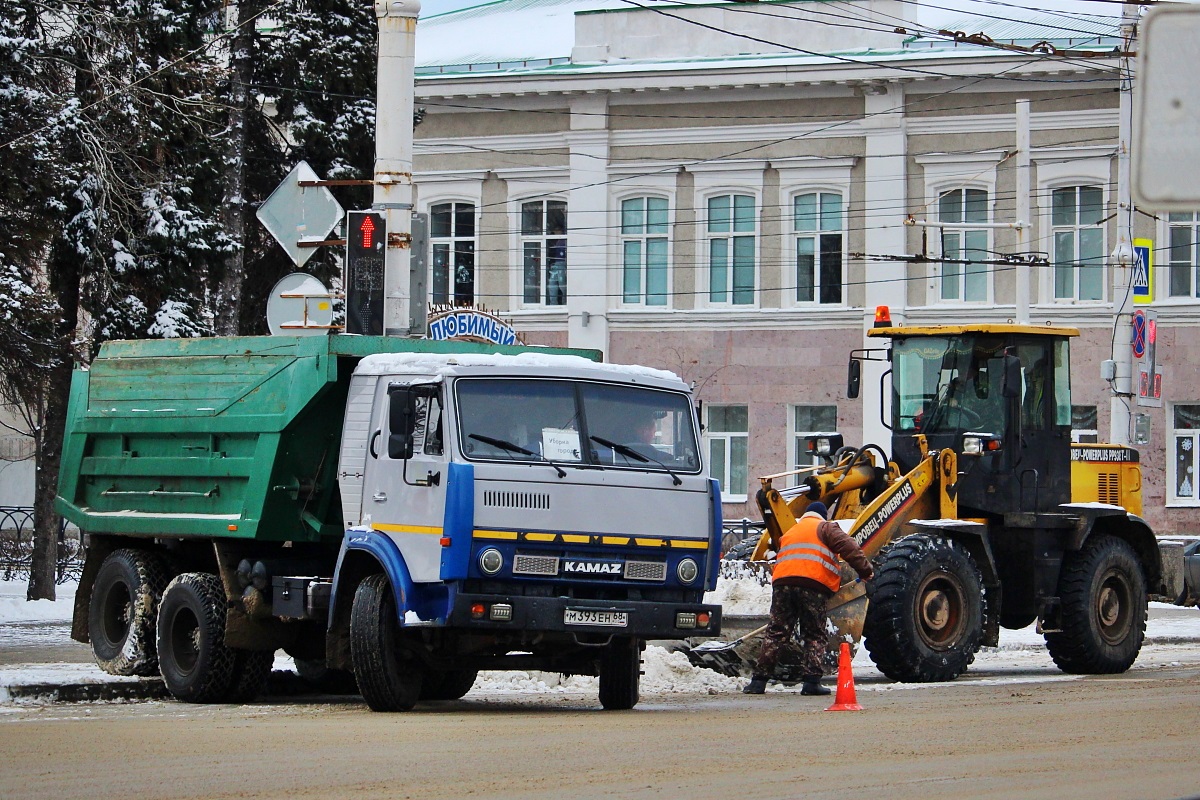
688, 315, 1200, 683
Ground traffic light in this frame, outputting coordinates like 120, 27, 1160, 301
346, 211, 386, 335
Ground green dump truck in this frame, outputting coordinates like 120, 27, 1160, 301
57, 335, 722, 710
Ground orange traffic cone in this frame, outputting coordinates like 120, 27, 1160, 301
825, 641, 862, 712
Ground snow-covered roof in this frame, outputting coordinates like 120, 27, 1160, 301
355, 351, 685, 387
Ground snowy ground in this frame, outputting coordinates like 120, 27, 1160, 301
3, 576, 1199, 705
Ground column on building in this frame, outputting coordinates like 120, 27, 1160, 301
566, 92, 612, 354
860, 82, 907, 452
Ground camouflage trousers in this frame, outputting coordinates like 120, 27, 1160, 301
754, 584, 830, 680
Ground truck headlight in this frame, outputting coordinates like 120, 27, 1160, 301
677, 558, 699, 584
479, 548, 504, 575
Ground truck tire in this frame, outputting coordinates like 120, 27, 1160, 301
421, 669, 478, 701
1045, 535, 1147, 674
598, 637, 641, 710
350, 573, 424, 711
156, 573, 237, 703
89, 548, 169, 676
863, 534, 985, 682
226, 649, 274, 703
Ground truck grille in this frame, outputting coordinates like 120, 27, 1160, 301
483, 490, 550, 511
624, 560, 668, 582
512, 554, 560, 576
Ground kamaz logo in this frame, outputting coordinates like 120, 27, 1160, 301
562, 560, 623, 575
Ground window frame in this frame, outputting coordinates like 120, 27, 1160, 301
1047, 183, 1107, 303
791, 189, 846, 306
617, 193, 672, 308
705, 404, 749, 502
702, 190, 759, 308
428, 200, 478, 307
516, 196, 568, 308
934, 186, 992, 304
1169, 403, 1200, 507
1165, 211, 1200, 300
790, 403, 838, 486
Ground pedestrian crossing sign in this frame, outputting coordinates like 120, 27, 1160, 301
1133, 238, 1153, 304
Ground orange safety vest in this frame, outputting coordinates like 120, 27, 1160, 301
773, 514, 841, 593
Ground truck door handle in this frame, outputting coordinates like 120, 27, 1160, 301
373, 492, 387, 502
370, 430, 381, 459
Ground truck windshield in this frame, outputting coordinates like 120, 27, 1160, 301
455, 378, 701, 473
892, 335, 1006, 436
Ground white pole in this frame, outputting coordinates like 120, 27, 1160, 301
374, 0, 422, 335
1109, 4, 1138, 446
1015, 99, 1031, 325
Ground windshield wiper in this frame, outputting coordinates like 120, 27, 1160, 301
589, 435, 682, 486
467, 433, 567, 478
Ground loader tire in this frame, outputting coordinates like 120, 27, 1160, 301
89, 548, 169, 677
863, 534, 984, 682
1045, 535, 1146, 674
598, 637, 641, 710
421, 669, 478, 701
156, 573, 237, 703
350, 573, 424, 712
226, 649, 274, 703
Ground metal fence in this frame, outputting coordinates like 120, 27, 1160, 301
0, 506, 84, 584
720, 518, 765, 556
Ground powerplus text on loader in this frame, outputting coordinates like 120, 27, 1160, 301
690, 309, 1200, 683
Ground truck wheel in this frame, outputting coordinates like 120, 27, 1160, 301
226, 650, 275, 703
350, 573, 424, 711
598, 637, 641, 710
863, 534, 985, 682
89, 548, 169, 676
156, 573, 237, 703
1045, 535, 1147, 674
421, 669, 478, 701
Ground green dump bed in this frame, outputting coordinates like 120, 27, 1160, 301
56, 335, 597, 542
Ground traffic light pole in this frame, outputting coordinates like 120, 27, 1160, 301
374, 0, 421, 336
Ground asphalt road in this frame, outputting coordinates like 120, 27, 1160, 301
1, 626, 1199, 800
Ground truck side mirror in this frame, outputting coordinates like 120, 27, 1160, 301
847, 358, 861, 399
1002, 354, 1022, 399
388, 387, 417, 460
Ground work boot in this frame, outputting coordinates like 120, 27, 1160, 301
800, 677, 831, 696
742, 676, 768, 695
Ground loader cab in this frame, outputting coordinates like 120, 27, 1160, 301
874, 324, 1076, 517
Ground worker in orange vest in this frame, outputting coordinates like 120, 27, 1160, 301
743, 501, 874, 695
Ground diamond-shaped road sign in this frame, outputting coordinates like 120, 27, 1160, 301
256, 161, 345, 268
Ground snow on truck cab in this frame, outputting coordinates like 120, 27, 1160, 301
57, 336, 722, 711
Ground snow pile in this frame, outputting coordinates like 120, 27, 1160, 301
0, 580, 77, 624
704, 574, 771, 617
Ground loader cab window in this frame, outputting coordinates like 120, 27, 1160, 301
892, 335, 1005, 436
1013, 339, 1071, 431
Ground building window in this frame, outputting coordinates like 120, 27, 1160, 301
706, 405, 748, 500
1051, 186, 1105, 301
938, 188, 989, 302
794, 192, 843, 304
1171, 404, 1200, 504
430, 202, 475, 306
1167, 211, 1200, 298
707, 194, 755, 305
1071, 405, 1098, 443
792, 404, 837, 480
521, 199, 567, 305
621, 196, 668, 306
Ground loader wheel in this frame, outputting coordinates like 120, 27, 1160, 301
863, 534, 984, 682
90, 548, 170, 677
156, 573, 237, 703
350, 573, 424, 712
421, 669, 479, 701
1045, 535, 1146, 674
598, 637, 641, 710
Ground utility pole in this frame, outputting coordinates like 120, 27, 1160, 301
1109, 2, 1139, 446
1015, 99, 1031, 325
374, 0, 421, 335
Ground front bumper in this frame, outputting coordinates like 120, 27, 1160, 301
446, 592, 722, 639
